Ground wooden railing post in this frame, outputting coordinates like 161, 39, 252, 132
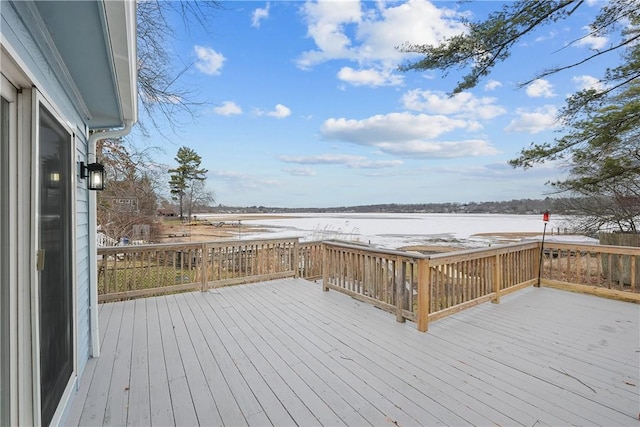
492, 252, 501, 304
631, 255, 637, 292
322, 243, 329, 291
293, 239, 300, 278
201, 243, 208, 292
417, 258, 431, 332
395, 257, 406, 323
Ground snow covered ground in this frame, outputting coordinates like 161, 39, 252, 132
197, 213, 597, 250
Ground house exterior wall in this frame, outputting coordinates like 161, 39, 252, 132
2, 2, 94, 424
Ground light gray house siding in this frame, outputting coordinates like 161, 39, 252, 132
1, 1, 137, 424
75, 157, 91, 376
3, 0, 94, 377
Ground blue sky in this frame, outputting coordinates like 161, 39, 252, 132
130, 0, 614, 208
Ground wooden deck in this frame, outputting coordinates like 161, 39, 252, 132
64, 278, 639, 426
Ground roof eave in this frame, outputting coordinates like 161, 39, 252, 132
101, 0, 138, 129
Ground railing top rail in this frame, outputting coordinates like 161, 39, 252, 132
323, 239, 427, 259
428, 241, 540, 265
543, 240, 640, 254
299, 240, 323, 246
97, 237, 299, 254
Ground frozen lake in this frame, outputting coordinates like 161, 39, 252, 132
198, 213, 592, 250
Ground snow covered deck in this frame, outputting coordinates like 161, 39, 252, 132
65, 278, 639, 426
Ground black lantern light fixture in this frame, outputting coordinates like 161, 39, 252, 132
80, 161, 105, 191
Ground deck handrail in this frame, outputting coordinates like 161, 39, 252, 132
322, 240, 541, 331
97, 237, 640, 330
97, 237, 300, 302
541, 240, 640, 300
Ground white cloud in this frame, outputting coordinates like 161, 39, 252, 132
534, 30, 557, 43
319, 112, 498, 159
526, 79, 556, 98
280, 154, 403, 169
194, 45, 226, 75
505, 106, 560, 134
484, 80, 502, 91
337, 67, 403, 87
401, 90, 506, 120
296, 0, 362, 70
255, 104, 292, 118
267, 104, 291, 118
322, 112, 470, 143
573, 75, 605, 92
210, 170, 246, 179
252, 3, 270, 28
296, 0, 468, 87
575, 26, 608, 50
356, 0, 468, 62
210, 170, 282, 190
283, 167, 317, 176
431, 160, 562, 179
213, 101, 242, 116
375, 140, 498, 158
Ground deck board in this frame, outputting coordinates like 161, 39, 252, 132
126, 298, 150, 426
172, 293, 245, 427
65, 278, 640, 426
186, 292, 286, 426
156, 295, 199, 426
258, 281, 555, 426
168, 294, 223, 427
235, 282, 473, 426
220, 285, 371, 427
146, 297, 174, 426
103, 299, 135, 426
78, 300, 124, 426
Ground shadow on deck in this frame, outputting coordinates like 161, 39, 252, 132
65, 278, 639, 426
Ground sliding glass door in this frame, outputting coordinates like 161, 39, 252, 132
38, 104, 73, 427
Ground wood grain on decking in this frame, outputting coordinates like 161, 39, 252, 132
64, 278, 639, 426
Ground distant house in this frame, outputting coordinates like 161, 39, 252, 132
1, 1, 137, 425
157, 208, 177, 217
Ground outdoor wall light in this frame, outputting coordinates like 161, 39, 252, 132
80, 161, 105, 191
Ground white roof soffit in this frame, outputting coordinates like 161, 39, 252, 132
102, 0, 138, 127
11, 1, 138, 129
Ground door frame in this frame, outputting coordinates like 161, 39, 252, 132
1, 69, 18, 427
31, 90, 79, 427
1, 45, 79, 425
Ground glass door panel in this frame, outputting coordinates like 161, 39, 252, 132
38, 105, 73, 427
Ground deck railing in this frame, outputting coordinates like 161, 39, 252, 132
541, 241, 639, 301
298, 241, 324, 279
97, 237, 640, 330
427, 242, 540, 323
322, 241, 421, 323
97, 238, 300, 302
322, 241, 540, 331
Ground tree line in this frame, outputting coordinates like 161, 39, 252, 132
209, 198, 562, 216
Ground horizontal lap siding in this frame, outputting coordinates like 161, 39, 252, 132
76, 167, 90, 376
4, 4, 94, 425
